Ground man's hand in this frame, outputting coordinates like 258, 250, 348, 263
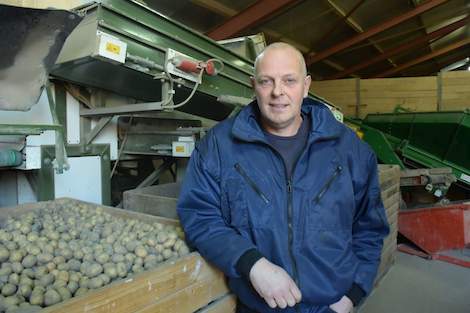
329, 296, 354, 313
249, 257, 302, 309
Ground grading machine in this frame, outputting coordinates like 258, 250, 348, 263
0, 0, 341, 207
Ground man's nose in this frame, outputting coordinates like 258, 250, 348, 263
272, 81, 284, 97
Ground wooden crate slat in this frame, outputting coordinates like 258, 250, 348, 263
135, 267, 228, 313
197, 294, 237, 313
43, 253, 227, 313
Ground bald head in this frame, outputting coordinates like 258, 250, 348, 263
254, 42, 307, 78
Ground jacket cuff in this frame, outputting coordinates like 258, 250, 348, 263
235, 248, 264, 279
346, 283, 366, 306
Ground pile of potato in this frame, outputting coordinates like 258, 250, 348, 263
0, 201, 190, 313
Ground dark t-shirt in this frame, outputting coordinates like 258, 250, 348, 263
264, 114, 310, 179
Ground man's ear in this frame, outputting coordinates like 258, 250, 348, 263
304, 75, 312, 97
250, 76, 256, 88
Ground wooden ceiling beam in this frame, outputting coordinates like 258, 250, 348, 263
373, 37, 470, 78
306, 0, 450, 65
322, 0, 397, 70
326, 15, 470, 79
193, 0, 346, 72
206, 0, 302, 41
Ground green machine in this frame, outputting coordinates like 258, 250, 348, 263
348, 110, 470, 199
1, 0, 341, 206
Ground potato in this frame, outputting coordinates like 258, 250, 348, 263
78, 277, 89, 288
53, 279, 67, 289
131, 264, 143, 274
103, 265, 117, 280
25, 246, 40, 256
52, 256, 65, 266
11, 263, 23, 274
177, 245, 190, 256
0, 245, 10, 262
37, 253, 53, 265
87, 277, 103, 289
1, 284, 17, 296
56, 286, 71, 301
66, 281, 78, 295
66, 260, 79, 273
116, 263, 127, 278
73, 250, 84, 260
134, 246, 148, 258
0, 267, 12, 277
44, 289, 61, 306
84, 263, 102, 278
57, 271, 69, 283
111, 254, 124, 263
95, 253, 109, 265
21, 255, 37, 268
3, 295, 20, 307
162, 249, 172, 260
38, 274, 55, 287
68, 272, 80, 283
21, 269, 34, 279
74, 287, 88, 297
8, 273, 19, 286
9, 251, 23, 263
18, 284, 32, 298
125, 241, 137, 252
163, 238, 176, 249
19, 276, 33, 286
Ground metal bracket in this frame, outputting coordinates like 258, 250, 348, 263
46, 83, 69, 174
85, 116, 113, 145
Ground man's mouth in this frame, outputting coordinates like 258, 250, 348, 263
269, 103, 288, 109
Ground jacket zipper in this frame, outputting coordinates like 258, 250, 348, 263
313, 165, 343, 204
287, 178, 300, 313
234, 163, 269, 204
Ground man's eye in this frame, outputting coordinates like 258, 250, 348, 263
259, 79, 272, 86
284, 78, 297, 85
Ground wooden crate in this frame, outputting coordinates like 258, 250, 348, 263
375, 165, 401, 284
0, 198, 231, 313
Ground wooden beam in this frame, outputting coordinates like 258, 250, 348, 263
315, 0, 366, 45
326, 15, 470, 79
374, 37, 470, 77
206, 0, 301, 41
322, 0, 397, 69
306, 0, 450, 65
194, 0, 345, 72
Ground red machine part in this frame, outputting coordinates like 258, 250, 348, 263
398, 203, 470, 267
171, 57, 219, 76
172, 57, 202, 74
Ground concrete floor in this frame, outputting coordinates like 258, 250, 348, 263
358, 252, 470, 313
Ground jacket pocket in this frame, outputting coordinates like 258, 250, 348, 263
228, 163, 272, 228
234, 163, 269, 204
313, 165, 342, 205
307, 165, 348, 231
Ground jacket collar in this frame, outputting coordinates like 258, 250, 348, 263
231, 97, 343, 143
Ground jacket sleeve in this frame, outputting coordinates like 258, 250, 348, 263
177, 135, 257, 278
351, 149, 390, 295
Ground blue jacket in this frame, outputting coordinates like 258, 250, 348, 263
177, 98, 389, 312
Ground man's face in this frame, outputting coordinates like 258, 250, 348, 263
252, 48, 311, 136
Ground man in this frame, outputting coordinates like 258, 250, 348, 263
177, 42, 389, 313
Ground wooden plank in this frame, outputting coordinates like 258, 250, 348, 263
43, 253, 228, 313
382, 192, 400, 210
198, 294, 237, 313
381, 182, 400, 201
135, 265, 228, 313
386, 203, 399, 221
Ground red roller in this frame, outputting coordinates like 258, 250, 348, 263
172, 57, 201, 74
205, 60, 216, 76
